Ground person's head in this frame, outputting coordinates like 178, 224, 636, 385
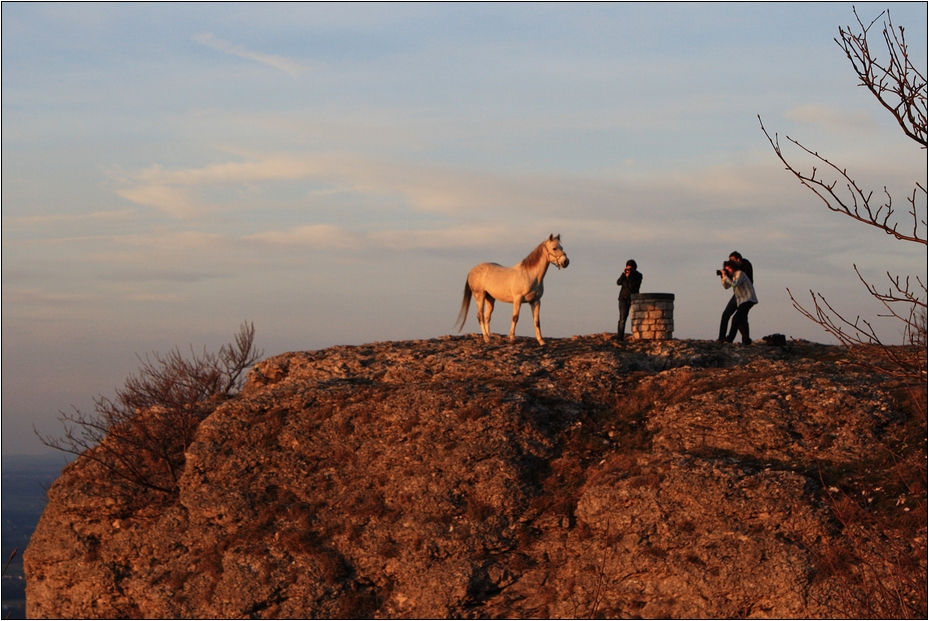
625, 260, 637, 273
729, 251, 742, 265
723, 260, 737, 274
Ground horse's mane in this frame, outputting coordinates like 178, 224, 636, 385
519, 241, 547, 269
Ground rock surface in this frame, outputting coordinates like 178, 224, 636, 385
25, 335, 927, 618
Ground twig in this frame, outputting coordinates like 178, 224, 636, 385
2, 549, 17, 576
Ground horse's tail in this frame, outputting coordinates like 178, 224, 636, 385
456, 280, 472, 332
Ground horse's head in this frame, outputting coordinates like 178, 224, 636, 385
545, 234, 569, 269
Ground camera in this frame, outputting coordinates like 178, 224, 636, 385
716, 270, 722, 276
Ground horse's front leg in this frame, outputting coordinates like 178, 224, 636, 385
509, 298, 523, 342
531, 299, 544, 346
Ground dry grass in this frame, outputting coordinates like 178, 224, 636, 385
813, 504, 927, 618
810, 383, 927, 619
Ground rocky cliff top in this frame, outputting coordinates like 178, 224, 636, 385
25, 335, 927, 618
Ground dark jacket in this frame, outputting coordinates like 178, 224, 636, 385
617, 270, 643, 300
737, 258, 754, 284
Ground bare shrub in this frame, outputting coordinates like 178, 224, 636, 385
811, 399, 928, 619
815, 486, 927, 618
37, 322, 263, 497
759, 7, 927, 388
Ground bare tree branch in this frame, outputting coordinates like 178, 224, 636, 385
837, 8, 927, 147
787, 287, 926, 384
36, 322, 264, 498
758, 117, 926, 246
760, 9, 926, 388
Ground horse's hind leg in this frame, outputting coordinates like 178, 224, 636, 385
474, 292, 493, 343
481, 296, 495, 343
473, 292, 485, 338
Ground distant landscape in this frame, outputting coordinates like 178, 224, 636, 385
2, 453, 70, 620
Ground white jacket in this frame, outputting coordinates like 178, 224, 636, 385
722, 270, 758, 305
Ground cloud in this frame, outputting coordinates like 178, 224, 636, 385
115, 184, 195, 218
784, 105, 877, 134
1, 209, 136, 230
104, 269, 231, 284
363, 224, 514, 250
245, 224, 362, 249
110, 153, 486, 217
107, 148, 802, 251
125, 293, 185, 302
3, 288, 94, 306
106, 230, 227, 251
112, 157, 318, 217
111, 150, 598, 220
243, 223, 512, 251
130, 157, 320, 186
193, 32, 308, 77
105, 140, 918, 268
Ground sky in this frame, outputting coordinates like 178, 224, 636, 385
3, 2, 927, 455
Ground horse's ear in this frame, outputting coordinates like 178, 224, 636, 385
554, 234, 560, 240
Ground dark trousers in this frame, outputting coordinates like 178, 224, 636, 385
726, 301, 755, 343
618, 298, 632, 339
719, 296, 752, 343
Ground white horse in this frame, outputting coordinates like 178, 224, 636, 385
457, 234, 569, 345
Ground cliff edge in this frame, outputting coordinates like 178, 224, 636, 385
24, 335, 926, 618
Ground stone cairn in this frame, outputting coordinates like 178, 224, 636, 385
631, 293, 675, 340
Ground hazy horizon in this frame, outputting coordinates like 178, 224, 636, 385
3, 2, 927, 455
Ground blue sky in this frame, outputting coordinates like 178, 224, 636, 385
3, 2, 926, 454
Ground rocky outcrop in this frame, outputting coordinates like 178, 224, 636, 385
25, 335, 927, 618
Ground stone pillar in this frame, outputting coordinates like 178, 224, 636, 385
631, 293, 675, 340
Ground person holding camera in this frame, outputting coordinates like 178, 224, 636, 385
718, 251, 754, 343
616, 259, 642, 341
718, 259, 757, 344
